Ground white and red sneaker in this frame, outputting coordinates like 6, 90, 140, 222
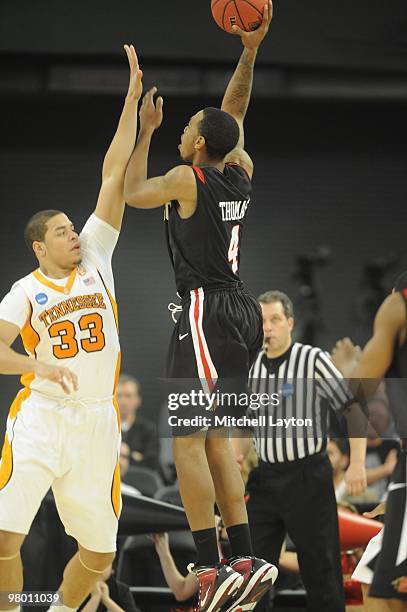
187, 562, 244, 612
221, 557, 278, 611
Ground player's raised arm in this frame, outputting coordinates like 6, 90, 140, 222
124, 89, 197, 213
93, 44, 143, 231
125, 164, 196, 213
124, 87, 163, 193
221, 1, 273, 176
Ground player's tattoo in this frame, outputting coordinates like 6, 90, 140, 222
223, 48, 256, 118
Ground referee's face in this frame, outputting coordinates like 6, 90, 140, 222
261, 301, 294, 357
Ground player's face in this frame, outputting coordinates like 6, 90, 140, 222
261, 301, 294, 355
40, 213, 81, 269
116, 381, 142, 419
179, 111, 204, 161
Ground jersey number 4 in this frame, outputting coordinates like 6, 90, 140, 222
48, 313, 106, 359
228, 225, 241, 274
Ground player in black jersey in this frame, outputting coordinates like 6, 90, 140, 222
125, 4, 278, 611
346, 272, 407, 610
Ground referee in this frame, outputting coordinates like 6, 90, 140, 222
233, 291, 367, 612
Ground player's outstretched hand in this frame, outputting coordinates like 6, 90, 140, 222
232, 1, 273, 51
124, 44, 143, 101
34, 362, 79, 394
140, 87, 164, 133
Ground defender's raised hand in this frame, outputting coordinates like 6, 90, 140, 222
232, 1, 273, 50
140, 87, 164, 133
124, 44, 143, 101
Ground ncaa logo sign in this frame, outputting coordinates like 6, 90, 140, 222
35, 293, 48, 305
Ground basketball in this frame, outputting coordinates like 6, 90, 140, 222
211, 0, 265, 34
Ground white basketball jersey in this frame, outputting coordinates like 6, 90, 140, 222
0, 214, 121, 400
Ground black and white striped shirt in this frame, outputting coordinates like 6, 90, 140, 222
248, 342, 351, 463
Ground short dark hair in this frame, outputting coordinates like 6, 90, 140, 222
24, 210, 64, 251
258, 290, 294, 319
394, 271, 407, 292
198, 107, 240, 160
118, 373, 141, 391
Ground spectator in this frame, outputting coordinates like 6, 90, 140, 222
365, 389, 399, 501
150, 518, 225, 607
117, 373, 159, 470
332, 341, 399, 503
151, 533, 198, 604
327, 439, 351, 503
119, 441, 141, 498
365, 439, 398, 502
79, 563, 140, 612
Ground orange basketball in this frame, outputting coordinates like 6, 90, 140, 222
211, 0, 265, 34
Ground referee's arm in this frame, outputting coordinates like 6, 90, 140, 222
315, 351, 367, 497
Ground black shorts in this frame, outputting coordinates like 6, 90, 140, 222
369, 447, 407, 601
165, 283, 263, 436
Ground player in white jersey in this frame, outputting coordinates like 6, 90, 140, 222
0, 45, 143, 612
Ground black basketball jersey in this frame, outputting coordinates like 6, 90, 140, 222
166, 163, 252, 297
385, 288, 407, 437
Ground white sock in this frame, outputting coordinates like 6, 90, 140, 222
47, 605, 77, 612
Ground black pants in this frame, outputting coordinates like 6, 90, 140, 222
369, 447, 407, 600
246, 453, 345, 612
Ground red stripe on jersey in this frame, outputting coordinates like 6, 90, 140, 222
193, 289, 214, 391
192, 166, 206, 184
402, 288, 407, 301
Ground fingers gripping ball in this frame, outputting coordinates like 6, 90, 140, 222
211, 0, 265, 33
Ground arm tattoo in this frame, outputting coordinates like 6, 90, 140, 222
223, 49, 256, 118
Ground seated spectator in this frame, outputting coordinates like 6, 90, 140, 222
149, 519, 224, 608
365, 388, 399, 501
151, 533, 198, 605
365, 438, 398, 502
119, 441, 141, 497
117, 373, 159, 471
327, 439, 351, 503
79, 563, 140, 612
328, 435, 398, 505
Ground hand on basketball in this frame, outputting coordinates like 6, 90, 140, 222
345, 462, 367, 497
124, 44, 143, 101
139, 87, 164, 133
232, 1, 273, 50
34, 362, 78, 394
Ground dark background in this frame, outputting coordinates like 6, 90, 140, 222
1, 0, 407, 434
